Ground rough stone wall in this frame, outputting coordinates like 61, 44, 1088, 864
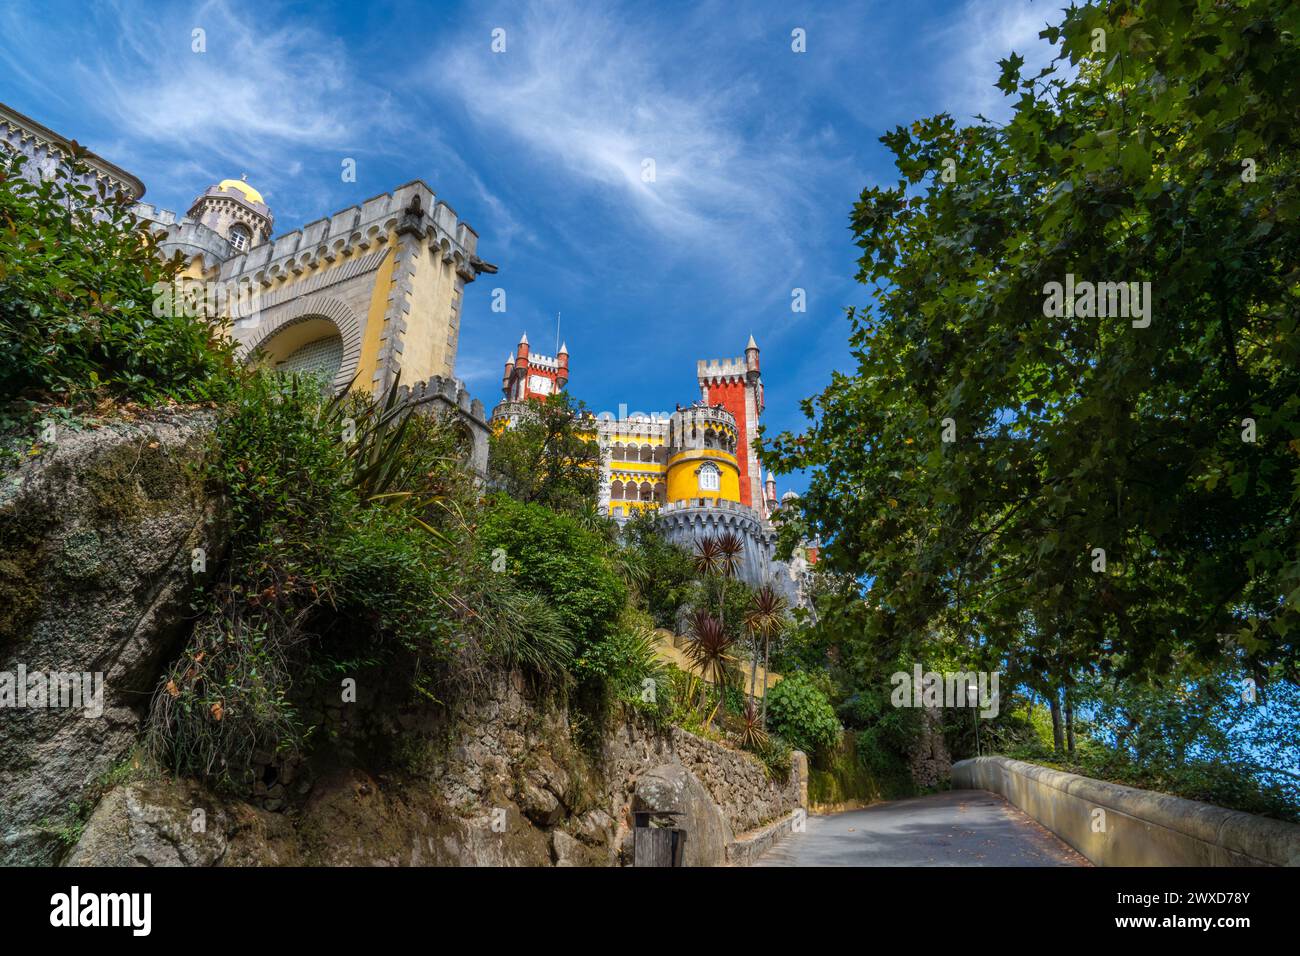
907, 705, 952, 788
293, 670, 805, 866
0, 409, 225, 865
69, 672, 803, 867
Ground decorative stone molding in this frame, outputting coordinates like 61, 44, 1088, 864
239, 295, 364, 393
0, 101, 145, 199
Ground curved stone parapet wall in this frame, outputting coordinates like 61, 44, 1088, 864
953, 756, 1300, 867
657, 499, 772, 587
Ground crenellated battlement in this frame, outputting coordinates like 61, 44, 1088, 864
527, 353, 561, 370
697, 356, 748, 381
671, 403, 737, 430
131, 202, 177, 226
140, 180, 488, 291
398, 375, 490, 479
399, 374, 486, 423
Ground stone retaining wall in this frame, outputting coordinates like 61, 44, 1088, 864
953, 756, 1300, 867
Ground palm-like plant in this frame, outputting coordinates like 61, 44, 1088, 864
693, 531, 745, 630
743, 585, 788, 723
692, 535, 724, 577
714, 531, 744, 578
736, 699, 770, 752
682, 609, 736, 723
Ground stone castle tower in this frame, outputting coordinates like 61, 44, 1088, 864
697, 335, 764, 511
136, 177, 496, 396
501, 332, 568, 400
185, 174, 274, 252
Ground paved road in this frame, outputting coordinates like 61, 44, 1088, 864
755, 789, 1089, 866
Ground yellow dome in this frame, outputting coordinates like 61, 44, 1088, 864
217, 177, 265, 205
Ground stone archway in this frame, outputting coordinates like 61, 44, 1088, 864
240, 296, 363, 392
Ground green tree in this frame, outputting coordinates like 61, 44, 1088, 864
0, 149, 235, 406
744, 585, 788, 722
488, 393, 601, 515
765, 0, 1300, 692
477, 493, 626, 662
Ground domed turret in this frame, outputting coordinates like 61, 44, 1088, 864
186, 173, 273, 252
217, 177, 265, 205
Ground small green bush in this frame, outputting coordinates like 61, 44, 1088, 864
756, 734, 793, 783
0, 151, 236, 406
766, 671, 842, 759
148, 373, 560, 788
477, 493, 626, 661
577, 607, 665, 713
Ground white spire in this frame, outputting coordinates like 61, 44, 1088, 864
747, 333, 758, 350
519, 331, 529, 345
558, 341, 568, 355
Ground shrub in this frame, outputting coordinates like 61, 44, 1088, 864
147, 373, 551, 787
0, 150, 236, 406
756, 734, 793, 783
622, 510, 696, 628
766, 671, 842, 759
477, 493, 626, 661
576, 607, 664, 711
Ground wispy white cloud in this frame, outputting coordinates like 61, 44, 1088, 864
428, 0, 825, 283
928, 0, 1062, 123
97, 1, 359, 151
2, 0, 409, 215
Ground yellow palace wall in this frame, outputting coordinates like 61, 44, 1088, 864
666, 448, 741, 504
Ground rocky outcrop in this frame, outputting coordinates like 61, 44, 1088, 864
0, 407, 800, 867
908, 705, 952, 788
0, 409, 225, 865
70, 672, 805, 866
67, 775, 299, 867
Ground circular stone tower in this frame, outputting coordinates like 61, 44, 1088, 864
186, 174, 274, 252
665, 404, 741, 505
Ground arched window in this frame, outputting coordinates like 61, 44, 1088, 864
698, 463, 720, 492
274, 333, 343, 380
640, 481, 654, 501
610, 480, 624, 500
640, 444, 654, 463
229, 223, 252, 252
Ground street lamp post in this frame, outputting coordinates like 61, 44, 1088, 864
967, 680, 981, 757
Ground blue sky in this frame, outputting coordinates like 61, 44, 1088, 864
0, 0, 1060, 493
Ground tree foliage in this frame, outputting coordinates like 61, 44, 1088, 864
0, 150, 235, 406
765, 0, 1300, 695
488, 393, 601, 515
